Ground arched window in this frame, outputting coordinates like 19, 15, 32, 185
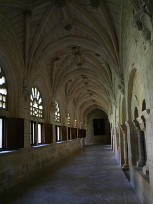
55, 101, 60, 122
0, 66, 7, 150
30, 87, 43, 146
75, 119, 77, 127
0, 66, 7, 109
67, 113, 70, 125
30, 87, 43, 118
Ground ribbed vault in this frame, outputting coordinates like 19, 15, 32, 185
0, 0, 121, 120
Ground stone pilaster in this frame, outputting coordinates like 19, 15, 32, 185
136, 129, 146, 167
125, 121, 139, 166
133, 119, 146, 167
141, 110, 150, 175
121, 125, 129, 170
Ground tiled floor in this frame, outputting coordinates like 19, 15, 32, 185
0, 145, 141, 204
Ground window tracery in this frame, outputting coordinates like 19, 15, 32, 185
67, 113, 70, 125
55, 101, 60, 122
30, 87, 43, 118
0, 66, 7, 109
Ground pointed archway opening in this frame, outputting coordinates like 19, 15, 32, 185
86, 109, 111, 145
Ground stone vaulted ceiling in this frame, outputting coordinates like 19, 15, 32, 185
0, 0, 121, 118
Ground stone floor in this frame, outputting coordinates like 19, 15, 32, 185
0, 145, 141, 204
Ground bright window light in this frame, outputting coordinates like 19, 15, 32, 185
0, 119, 3, 148
55, 101, 60, 122
38, 124, 42, 143
57, 126, 60, 141
30, 87, 43, 118
0, 66, 7, 110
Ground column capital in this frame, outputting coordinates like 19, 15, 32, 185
125, 120, 131, 127
125, 120, 137, 134
142, 109, 150, 119
136, 116, 143, 124
136, 115, 147, 131
139, 122, 146, 131
119, 124, 126, 132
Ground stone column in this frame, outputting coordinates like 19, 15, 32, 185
121, 125, 129, 170
21, 93, 31, 148
143, 108, 153, 186
133, 119, 146, 167
125, 120, 139, 166
113, 128, 117, 153
116, 127, 121, 165
50, 102, 56, 144
142, 129, 149, 175
136, 128, 146, 167
140, 110, 150, 175
111, 127, 114, 151
117, 126, 124, 166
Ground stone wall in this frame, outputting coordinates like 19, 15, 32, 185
111, 1, 153, 203
130, 167, 152, 204
0, 139, 83, 193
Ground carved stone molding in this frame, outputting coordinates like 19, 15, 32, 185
142, 109, 150, 119
125, 120, 130, 127
142, 27, 151, 41
133, 2, 152, 41
118, 83, 125, 95
133, 8, 144, 31
142, 0, 153, 16
118, 75, 125, 95
136, 116, 146, 131
120, 124, 127, 132
125, 120, 134, 129
136, 116, 143, 124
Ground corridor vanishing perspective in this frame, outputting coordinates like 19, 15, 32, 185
0, 145, 141, 204
1, 0, 153, 203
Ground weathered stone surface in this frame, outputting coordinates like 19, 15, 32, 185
0, 145, 141, 204
0, 139, 83, 193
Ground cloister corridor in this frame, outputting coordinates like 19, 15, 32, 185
0, 145, 141, 204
